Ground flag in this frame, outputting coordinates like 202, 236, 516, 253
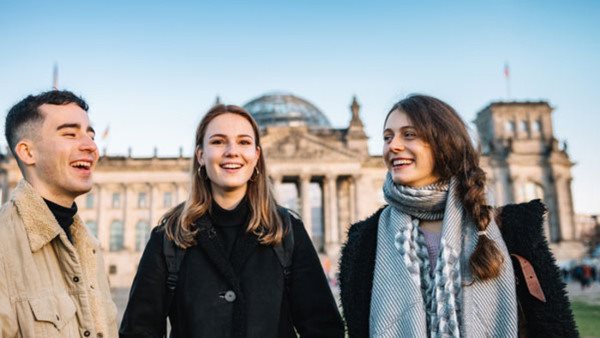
102, 125, 110, 140
504, 62, 510, 78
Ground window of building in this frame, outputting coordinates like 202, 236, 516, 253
163, 192, 173, 208
109, 265, 117, 275
112, 193, 121, 209
138, 192, 148, 208
109, 220, 124, 251
533, 119, 542, 133
135, 220, 151, 251
85, 193, 94, 209
520, 120, 529, 132
505, 120, 515, 134
86, 220, 98, 237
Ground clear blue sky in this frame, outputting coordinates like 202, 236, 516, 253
1, 0, 599, 214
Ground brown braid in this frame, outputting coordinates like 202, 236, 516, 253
460, 166, 504, 280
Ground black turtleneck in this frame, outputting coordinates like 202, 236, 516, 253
209, 198, 250, 258
44, 198, 78, 243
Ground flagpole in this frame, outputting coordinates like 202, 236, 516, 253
504, 62, 510, 99
101, 125, 110, 157
52, 63, 59, 90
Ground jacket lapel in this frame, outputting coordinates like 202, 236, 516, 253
229, 229, 260, 274
195, 216, 239, 285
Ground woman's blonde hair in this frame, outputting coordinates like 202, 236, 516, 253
163, 104, 283, 249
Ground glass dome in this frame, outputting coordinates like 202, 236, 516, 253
244, 92, 332, 128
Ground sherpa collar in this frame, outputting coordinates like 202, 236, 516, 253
11, 180, 65, 252
10, 179, 93, 253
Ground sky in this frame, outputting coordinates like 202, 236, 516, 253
1, 0, 599, 214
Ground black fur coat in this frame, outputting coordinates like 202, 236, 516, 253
339, 199, 578, 338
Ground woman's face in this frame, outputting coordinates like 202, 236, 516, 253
197, 113, 260, 199
383, 109, 439, 187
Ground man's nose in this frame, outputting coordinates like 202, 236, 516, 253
80, 135, 98, 153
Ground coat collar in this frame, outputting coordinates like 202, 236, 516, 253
10, 179, 97, 253
11, 179, 64, 252
194, 215, 261, 280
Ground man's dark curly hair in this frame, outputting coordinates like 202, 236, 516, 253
4, 90, 88, 157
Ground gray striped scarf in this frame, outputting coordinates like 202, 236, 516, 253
370, 175, 463, 337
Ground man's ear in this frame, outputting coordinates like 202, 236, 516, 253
14, 140, 36, 166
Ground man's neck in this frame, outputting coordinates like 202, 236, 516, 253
24, 178, 75, 207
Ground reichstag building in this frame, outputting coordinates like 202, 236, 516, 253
0, 92, 583, 288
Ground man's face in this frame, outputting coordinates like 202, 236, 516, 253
26, 103, 98, 204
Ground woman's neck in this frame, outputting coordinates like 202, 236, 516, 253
212, 191, 246, 210
420, 219, 443, 233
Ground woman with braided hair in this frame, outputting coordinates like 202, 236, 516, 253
338, 94, 519, 337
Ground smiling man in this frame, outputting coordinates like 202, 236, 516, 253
0, 91, 118, 337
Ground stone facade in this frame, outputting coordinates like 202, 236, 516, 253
474, 101, 584, 261
0, 94, 584, 287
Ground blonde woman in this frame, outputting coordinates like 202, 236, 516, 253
120, 104, 343, 338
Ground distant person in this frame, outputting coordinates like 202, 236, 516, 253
582, 264, 593, 290
120, 104, 343, 337
339, 94, 578, 337
0, 91, 118, 337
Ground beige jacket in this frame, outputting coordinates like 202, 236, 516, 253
0, 180, 118, 337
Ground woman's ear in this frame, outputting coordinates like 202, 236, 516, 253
196, 146, 203, 166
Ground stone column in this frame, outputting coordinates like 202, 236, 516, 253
300, 174, 312, 239
96, 184, 106, 249
349, 175, 358, 223
352, 174, 363, 220
171, 182, 179, 205
176, 183, 186, 204
324, 174, 339, 254
123, 184, 135, 251
149, 183, 159, 226
555, 176, 575, 241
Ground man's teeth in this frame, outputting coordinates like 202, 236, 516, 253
72, 161, 91, 168
222, 164, 242, 169
392, 159, 413, 166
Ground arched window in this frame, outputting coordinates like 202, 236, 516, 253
109, 220, 125, 251
135, 220, 151, 251
86, 220, 98, 238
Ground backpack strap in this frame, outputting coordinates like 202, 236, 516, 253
273, 207, 295, 289
496, 205, 547, 303
511, 254, 546, 302
163, 231, 185, 316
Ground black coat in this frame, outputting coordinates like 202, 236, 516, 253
338, 200, 578, 338
120, 212, 344, 338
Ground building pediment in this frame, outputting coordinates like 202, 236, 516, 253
262, 128, 359, 161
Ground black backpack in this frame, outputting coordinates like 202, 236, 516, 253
162, 206, 295, 315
